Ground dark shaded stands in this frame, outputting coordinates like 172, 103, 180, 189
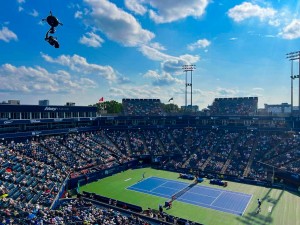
123, 99, 166, 116
208, 97, 258, 115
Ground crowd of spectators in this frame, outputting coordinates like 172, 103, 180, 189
122, 99, 166, 116
157, 129, 182, 156
0, 131, 134, 224
225, 132, 256, 177
148, 128, 300, 181
1, 127, 300, 224
205, 131, 239, 173
0, 195, 157, 225
208, 97, 258, 115
128, 130, 148, 156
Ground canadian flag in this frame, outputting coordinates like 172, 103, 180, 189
98, 97, 104, 102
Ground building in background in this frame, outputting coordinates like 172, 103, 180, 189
7, 100, 20, 105
38, 100, 49, 106
264, 103, 291, 114
181, 105, 199, 112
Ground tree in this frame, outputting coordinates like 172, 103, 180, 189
91, 100, 123, 114
161, 103, 180, 113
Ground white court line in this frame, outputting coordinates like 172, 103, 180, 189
179, 196, 243, 215
128, 177, 189, 198
150, 181, 169, 192
128, 186, 170, 199
124, 178, 131, 181
242, 193, 253, 216
194, 185, 252, 197
159, 185, 187, 192
128, 177, 251, 216
187, 188, 222, 198
130, 185, 243, 215
183, 189, 219, 199
210, 192, 223, 206
151, 176, 193, 185
181, 186, 252, 216
147, 177, 190, 193
268, 206, 273, 213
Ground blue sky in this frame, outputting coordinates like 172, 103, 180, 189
1, 0, 300, 109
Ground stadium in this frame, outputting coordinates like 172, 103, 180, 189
0, 98, 300, 225
2, 1, 300, 225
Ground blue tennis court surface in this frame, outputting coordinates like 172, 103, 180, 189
127, 177, 252, 216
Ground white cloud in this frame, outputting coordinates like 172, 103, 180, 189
152, 73, 184, 86
125, 0, 147, 15
143, 70, 184, 86
0, 63, 96, 94
139, 45, 199, 63
143, 70, 160, 79
74, 8, 89, 18
79, 32, 104, 47
75, 11, 83, 18
149, 42, 166, 51
108, 85, 163, 99
124, 0, 210, 24
228, 2, 276, 22
216, 87, 239, 97
28, 9, 39, 17
83, 0, 154, 47
18, 6, 23, 12
161, 59, 187, 75
265, 34, 276, 38
280, 19, 300, 40
147, 0, 209, 23
187, 39, 211, 51
17, 0, 25, 3
139, 45, 199, 74
41, 53, 117, 82
0, 27, 18, 42
179, 54, 199, 64
253, 87, 263, 91
139, 45, 173, 61
269, 19, 280, 27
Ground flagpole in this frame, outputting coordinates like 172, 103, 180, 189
172, 98, 175, 113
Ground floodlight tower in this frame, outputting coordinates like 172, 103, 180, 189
287, 51, 300, 114
182, 65, 196, 111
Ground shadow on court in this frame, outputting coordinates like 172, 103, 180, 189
235, 188, 284, 225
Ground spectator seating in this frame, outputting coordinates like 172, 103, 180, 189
122, 99, 166, 116
208, 97, 258, 115
1, 127, 300, 224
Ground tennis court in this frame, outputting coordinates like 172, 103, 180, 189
127, 177, 252, 216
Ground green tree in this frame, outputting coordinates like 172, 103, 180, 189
91, 100, 123, 114
161, 103, 180, 113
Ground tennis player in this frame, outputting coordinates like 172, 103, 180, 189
257, 199, 262, 213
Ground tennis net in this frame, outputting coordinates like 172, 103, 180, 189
171, 181, 197, 202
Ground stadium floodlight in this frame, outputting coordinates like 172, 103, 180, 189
182, 65, 196, 111
287, 51, 300, 116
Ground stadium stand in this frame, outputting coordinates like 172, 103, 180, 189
122, 99, 166, 116
208, 97, 258, 115
1, 103, 300, 224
